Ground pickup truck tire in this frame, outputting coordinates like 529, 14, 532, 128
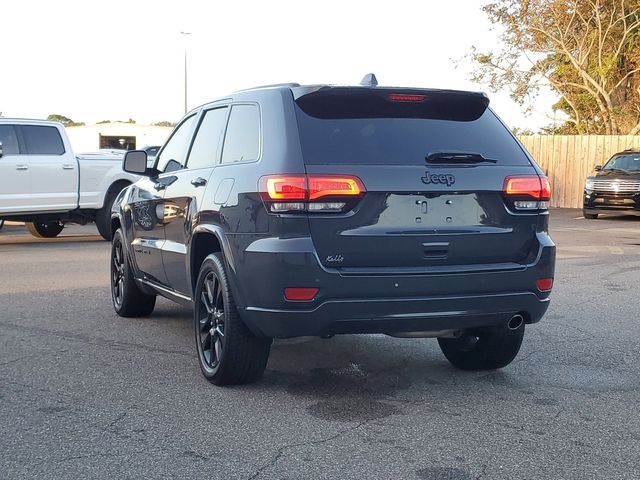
583, 210, 598, 219
438, 324, 524, 371
26, 221, 64, 238
111, 228, 156, 317
194, 253, 271, 386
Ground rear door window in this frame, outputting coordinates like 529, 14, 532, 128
21, 125, 65, 155
221, 104, 260, 164
295, 98, 530, 166
187, 107, 228, 170
0, 125, 20, 155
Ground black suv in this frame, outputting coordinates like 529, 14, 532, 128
110, 78, 555, 385
583, 150, 640, 218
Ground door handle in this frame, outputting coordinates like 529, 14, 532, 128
16, 164, 28, 170
191, 177, 207, 187
62, 164, 75, 170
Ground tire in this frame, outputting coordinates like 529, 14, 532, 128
96, 189, 122, 241
438, 324, 525, 371
110, 228, 156, 317
194, 252, 271, 385
583, 210, 598, 219
26, 221, 64, 238
0, 219, 4, 231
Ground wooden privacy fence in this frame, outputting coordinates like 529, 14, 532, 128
517, 135, 640, 208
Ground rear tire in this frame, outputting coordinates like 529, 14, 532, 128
26, 221, 64, 238
194, 252, 271, 386
110, 228, 156, 317
583, 210, 598, 219
438, 324, 524, 371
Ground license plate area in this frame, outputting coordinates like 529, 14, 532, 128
381, 193, 488, 229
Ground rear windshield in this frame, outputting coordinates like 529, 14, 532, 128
294, 104, 530, 166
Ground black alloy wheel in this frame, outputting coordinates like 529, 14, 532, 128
194, 253, 271, 385
111, 239, 126, 310
109, 228, 156, 317
197, 271, 226, 373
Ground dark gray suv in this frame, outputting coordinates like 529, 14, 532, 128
110, 78, 555, 385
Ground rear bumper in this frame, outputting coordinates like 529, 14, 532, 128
229, 232, 555, 338
243, 292, 549, 337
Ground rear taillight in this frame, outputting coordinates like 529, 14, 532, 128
503, 175, 551, 211
260, 174, 365, 213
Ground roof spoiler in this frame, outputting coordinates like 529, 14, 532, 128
292, 87, 490, 122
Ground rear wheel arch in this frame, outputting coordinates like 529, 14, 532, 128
190, 230, 223, 295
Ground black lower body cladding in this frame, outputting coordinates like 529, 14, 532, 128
227, 232, 555, 338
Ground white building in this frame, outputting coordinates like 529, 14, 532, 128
66, 122, 173, 153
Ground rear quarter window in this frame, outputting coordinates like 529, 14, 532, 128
295, 105, 530, 166
221, 104, 260, 164
21, 125, 65, 155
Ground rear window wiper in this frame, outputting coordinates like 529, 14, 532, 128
426, 152, 498, 164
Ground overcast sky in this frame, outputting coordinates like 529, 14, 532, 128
0, 0, 556, 130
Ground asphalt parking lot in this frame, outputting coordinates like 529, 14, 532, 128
1, 210, 639, 480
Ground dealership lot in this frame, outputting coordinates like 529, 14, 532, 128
1, 210, 639, 480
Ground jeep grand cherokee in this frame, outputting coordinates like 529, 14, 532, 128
110, 76, 555, 385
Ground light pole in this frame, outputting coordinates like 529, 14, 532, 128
180, 31, 192, 114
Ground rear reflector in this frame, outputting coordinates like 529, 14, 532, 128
536, 278, 554, 292
284, 288, 319, 301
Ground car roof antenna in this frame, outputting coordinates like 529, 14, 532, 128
360, 73, 378, 86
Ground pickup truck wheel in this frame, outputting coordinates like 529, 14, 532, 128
194, 253, 271, 386
437, 324, 524, 371
26, 221, 64, 238
111, 228, 156, 317
583, 210, 598, 219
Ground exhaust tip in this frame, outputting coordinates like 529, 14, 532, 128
507, 314, 524, 331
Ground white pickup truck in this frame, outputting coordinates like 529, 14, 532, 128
0, 119, 139, 240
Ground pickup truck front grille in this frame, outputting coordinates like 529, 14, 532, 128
592, 179, 640, 193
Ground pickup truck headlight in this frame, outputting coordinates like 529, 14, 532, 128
585, 178, 595, 190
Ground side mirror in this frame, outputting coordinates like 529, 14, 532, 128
123, 150, 149, 175
0, 141, 3, 158
594, 165, 603, 171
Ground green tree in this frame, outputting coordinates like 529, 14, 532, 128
46, 114, 85, 127
470, 0, 640, 134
